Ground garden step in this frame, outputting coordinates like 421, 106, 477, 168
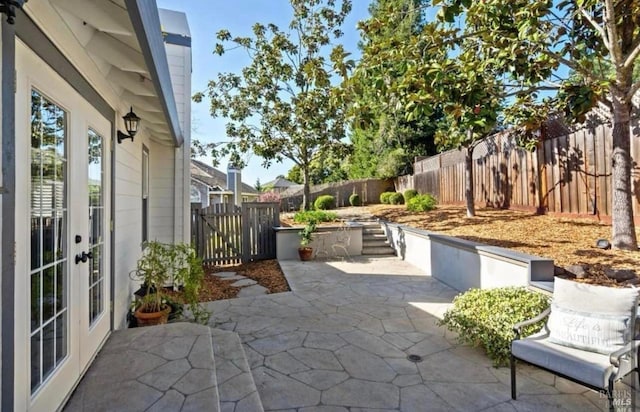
362, 245, 396, 256
363, 239, 392, 248
210, 328, 264, 412
363, 227, 385, 235
362, 233, 388, 240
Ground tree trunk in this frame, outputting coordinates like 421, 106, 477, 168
610, 96, 637, 250
302, 166, 311, 211
464, 141, 476, 218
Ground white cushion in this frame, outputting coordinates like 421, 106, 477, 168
547, 278, 639, 354
547, 304, 631, 353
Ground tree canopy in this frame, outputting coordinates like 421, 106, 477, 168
345, 0, 640, 247
342, 0, 439, 180
193, 0, 354, 210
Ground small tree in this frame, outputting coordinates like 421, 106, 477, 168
193, 0, 354, 210
351, 8, 502, 217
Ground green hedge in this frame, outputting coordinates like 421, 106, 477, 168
349, 193, 361, 207
404, 189, 419, 202
389, 192, 404, 205
440, 287, 550, 366
314, 195, 335, 210
407, 194, 437, 212
293, 210, 338, 224
380, 192, 394, 204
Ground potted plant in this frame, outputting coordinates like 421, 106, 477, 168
131, 241, 209, 326
131, 241, 173, 326
298, 220, 316, 261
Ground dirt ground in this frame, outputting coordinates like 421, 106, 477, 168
367, 204, 640, 285
168, 260, 291, 303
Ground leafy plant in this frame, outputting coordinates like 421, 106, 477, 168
293, 210, 338, 224
131, 241, 174, 313
440, 287, 550, 366
407, 194, 437, 212
380, 191, 394, 204
314, 195, 336, 210
130, 241, 210, 324
349, 193, 361, 207
299, 221, 317, 247
171, 243, 210, 324
388, 192, 404, 205
403, 189, 418, 202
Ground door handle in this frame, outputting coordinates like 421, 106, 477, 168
75, 251, 93, 264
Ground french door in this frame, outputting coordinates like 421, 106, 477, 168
15, 41, 112, 412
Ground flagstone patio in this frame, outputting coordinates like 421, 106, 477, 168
205, 257, 624, 412
65, 256, 634, 411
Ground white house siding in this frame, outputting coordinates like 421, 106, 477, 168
161, 9, 192, 244
113, 135, 143, 329
148, 141, 176, 242
0, 21, 3, 402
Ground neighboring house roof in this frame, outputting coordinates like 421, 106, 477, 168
265, 176, 298, 188
159, 8, 191, 46
191, 159, 259, 194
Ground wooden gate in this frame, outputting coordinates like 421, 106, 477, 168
191, 202, 280, 265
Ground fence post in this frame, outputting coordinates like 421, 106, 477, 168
241, 203, 250, 263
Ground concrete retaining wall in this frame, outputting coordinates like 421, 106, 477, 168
275, 225, 363, 260
380, 221, 554, 292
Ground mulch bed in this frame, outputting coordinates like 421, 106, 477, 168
198, 260, 290, 302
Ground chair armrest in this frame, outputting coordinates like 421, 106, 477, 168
610, 340, 640, 367
513, 307, 551, 339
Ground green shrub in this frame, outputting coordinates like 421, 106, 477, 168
349, 193, 361, 207
440, 287, 550, 366
404, 189, 418, 202
389, 192, 404, 205
407, 194, 437, 212
314, 195, 335, 210
293, 210, 338, 224
380, 191, 394, 204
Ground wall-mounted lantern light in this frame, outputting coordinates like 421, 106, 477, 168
117, 107, 141, 144
0, 0, 27, 24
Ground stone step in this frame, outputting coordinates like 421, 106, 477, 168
64, 322, 221, 412
363, 227, 385, 235
362, 233, 387, 242
210, 328, 264, 412
362, 246, 396, 255
363, 239, 391, 248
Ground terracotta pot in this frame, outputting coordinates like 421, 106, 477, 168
134, 305, 171, 327
298, 246, 314, 261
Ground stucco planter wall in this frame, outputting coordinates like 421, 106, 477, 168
275, 224, 363, 260
380, 221, 554, 292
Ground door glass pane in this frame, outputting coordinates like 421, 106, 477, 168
30, 90, 68, 394
88, 129, 104, 325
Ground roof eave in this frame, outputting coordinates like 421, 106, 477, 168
125, 0, 183, 147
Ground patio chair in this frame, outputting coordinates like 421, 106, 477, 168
510, 277, 640, 411
331, 224, 352, 260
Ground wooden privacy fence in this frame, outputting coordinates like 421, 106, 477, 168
191, 202, 280, 266
396, 123, 640, 218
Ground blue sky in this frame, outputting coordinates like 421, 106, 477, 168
156, 0, 373, 187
